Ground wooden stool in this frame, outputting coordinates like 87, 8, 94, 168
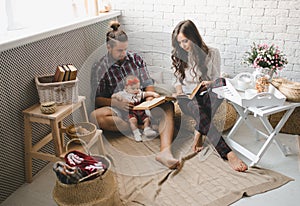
23, 96, 90, 183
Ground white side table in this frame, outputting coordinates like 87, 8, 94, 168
226, 102, 300, 166
213, 79, 300, 166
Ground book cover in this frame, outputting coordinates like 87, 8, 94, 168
176, 84, 205, 100
67, 64, 78, 81
133, 96, 176, 110
53, 66, 65, 82
62, 65, 70, 81
189, 84, 204, 99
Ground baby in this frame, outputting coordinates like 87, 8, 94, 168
112, 75, 160, 141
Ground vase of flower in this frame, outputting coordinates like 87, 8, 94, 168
242, 43, 288, 92
252, 67, 274, 81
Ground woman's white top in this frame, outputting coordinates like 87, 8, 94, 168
174, 47, 221, 94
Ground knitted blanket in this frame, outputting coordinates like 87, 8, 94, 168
102, 129, 293, 206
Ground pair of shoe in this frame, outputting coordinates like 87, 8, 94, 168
133, 127, 157, 142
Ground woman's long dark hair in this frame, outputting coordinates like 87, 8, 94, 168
171, 20, 209, 83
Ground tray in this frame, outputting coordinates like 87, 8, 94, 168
212, 78, 286, 107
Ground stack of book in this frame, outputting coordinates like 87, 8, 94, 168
53, 64, 78, 82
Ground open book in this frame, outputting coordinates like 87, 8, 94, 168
176, 84, 206, 100
176, 78, 226, 99
133, 96, 176, 110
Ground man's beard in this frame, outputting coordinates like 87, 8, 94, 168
116, 58, 125, 65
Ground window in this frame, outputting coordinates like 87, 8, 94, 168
0, 0, 87, 33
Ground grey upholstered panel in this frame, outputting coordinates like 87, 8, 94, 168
0, 19, 111, 203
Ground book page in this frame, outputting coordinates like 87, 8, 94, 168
133, 96, 175, 110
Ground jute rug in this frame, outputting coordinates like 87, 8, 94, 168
101, 128, 293, 206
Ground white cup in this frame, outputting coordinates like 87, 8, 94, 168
245, 89, 258, 99
237, 78, 252, 90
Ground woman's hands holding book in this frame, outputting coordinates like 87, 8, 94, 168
200, 80, 212, 91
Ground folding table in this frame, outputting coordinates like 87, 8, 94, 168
212, 78, 300, 166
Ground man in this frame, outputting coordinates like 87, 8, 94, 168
90, 21, 179, 169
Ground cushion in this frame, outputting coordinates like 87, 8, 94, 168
154, 83, 175, 96
150, 71, 163, 84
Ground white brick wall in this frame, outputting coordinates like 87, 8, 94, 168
112, 0, 300, 81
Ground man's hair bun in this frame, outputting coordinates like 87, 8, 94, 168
110, 21, 120, 31
106, 20, 127, 44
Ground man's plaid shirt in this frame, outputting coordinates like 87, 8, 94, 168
91, 51, 154, 104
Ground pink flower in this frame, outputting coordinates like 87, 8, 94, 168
242, 42, 288, 72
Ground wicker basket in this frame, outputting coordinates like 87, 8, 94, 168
214, 100, 237, 132
40, 101, 57, 114
174, 100, 237, 133
53, 139, 118, 206
174, 102, 196, 132
66, 122, 97, 142
269, 107, 300, 135
278, 81, 300, 102
271, 78, 288, 88
53, 156, 117, 206
35, 75, 78, 105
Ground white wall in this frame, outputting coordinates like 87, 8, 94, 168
111, 0, 300, 81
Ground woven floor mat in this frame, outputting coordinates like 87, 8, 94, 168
101, 130, 293, 206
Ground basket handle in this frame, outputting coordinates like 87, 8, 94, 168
78, 170, 103, 183
65, 138, 91, 155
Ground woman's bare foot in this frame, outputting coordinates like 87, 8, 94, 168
192, 130, 203, 153
227, 151, 248, 172
156, 148, 179, 169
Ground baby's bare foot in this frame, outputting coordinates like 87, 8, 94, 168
156, 149, 179, 169
227, 151, 248, 172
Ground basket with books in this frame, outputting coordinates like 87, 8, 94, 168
35, 64, 79, 105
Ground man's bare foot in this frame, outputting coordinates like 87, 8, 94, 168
156, 149, 179, 169
192, 130, 203, 153
227, 151, 248, 172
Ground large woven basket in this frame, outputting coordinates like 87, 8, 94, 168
214, 100, 237, 132
278, 81, 300, 102
53, 162, 117, 206
269, 107, 300, 135
271, 78, 288, 88
174, 101, 194, 132
53, 139, 118, 206
174, 100, 237, 133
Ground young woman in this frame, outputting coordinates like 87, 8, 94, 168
90, 21, 179, 169
171, 20, 247, 172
